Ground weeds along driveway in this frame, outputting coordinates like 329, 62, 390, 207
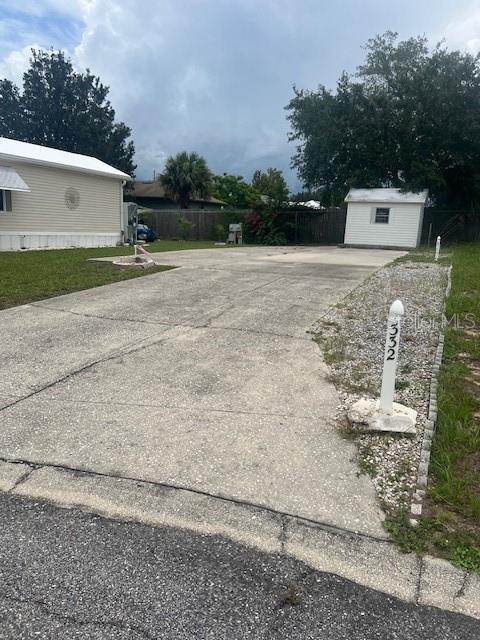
0, 246, 404, 538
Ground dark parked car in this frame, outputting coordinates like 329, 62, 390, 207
136, 224, 156, 242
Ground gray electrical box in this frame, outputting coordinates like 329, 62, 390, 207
228, 223, 243, 245
125, 202, 138, 245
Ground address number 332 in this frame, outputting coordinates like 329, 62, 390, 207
386, 322, 399, 361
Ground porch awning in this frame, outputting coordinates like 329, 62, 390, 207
0, 165, 30, 192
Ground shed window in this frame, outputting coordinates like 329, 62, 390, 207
374, 207, 390, 224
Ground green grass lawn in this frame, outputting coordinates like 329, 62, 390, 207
387, 243, 480, 572
0, 240, 222, 309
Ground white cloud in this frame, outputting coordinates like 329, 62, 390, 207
0, 1, 86, 72
0, 0, 89, 19
441, 2, 480, 54
2, 0, 476, 188
0, 44, 40, 86
69, 0, 309, 180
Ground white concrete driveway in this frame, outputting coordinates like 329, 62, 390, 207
0, 246, 404, 537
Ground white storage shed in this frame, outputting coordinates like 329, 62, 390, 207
344, 188, 428, 249
0, 137, 131, 251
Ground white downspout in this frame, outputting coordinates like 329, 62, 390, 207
120, 180, 126, 244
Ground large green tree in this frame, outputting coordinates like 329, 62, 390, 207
0, 80, 22, 138
0, 49, 135, 175
251, 167, 289, 208
212, 173, 258, 208
286, 32, 480, 207
160, 151, 213, 208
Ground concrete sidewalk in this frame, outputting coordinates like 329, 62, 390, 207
0, 246, 399, 537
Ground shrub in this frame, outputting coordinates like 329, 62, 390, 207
244, 209, 287, 245
176, 214, 194, 241
213, 223, 226, 241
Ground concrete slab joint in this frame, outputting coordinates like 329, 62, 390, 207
0, 460, 34, 492
3, 461, 478, 620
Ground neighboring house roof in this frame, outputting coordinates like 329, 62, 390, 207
127, 180, 225, 205
345, 188, 428, 204
296, 200, 324, 209
0, 137, 131, 180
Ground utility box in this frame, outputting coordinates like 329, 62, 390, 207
124, 202, 138, 245
228, 223, 243, 245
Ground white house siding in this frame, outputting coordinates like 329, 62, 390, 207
344, 202, 423, 249
0, 161, 123, 250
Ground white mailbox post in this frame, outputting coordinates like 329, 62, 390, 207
347, 298, 417, 434
435, 235, 441, 261
379, 299, 405, 413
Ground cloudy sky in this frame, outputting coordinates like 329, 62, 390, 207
0, 0, 479, 188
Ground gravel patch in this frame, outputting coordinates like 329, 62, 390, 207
312, 260, 448, 514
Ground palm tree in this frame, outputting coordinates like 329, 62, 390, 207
159, 151, 213, 209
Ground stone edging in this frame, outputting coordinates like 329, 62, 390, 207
410, 265, 452, 524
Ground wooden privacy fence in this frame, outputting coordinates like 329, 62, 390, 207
279, 208, 346, 244
140, 209, 225, 241
421, 208, 480, 243
140, 207, 347, 244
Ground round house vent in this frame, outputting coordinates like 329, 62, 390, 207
65, 187, 80, 210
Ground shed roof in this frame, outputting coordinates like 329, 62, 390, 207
0, 137, 130, 180
345, 188, 428, 204
127, 180, 225, 205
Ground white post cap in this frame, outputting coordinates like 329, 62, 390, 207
389, 299, 405, 316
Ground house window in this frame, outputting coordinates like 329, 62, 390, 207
0, 189, 12, 212
374, 207, 390, 223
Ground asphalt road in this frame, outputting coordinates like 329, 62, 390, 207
0, 494, 477, 639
